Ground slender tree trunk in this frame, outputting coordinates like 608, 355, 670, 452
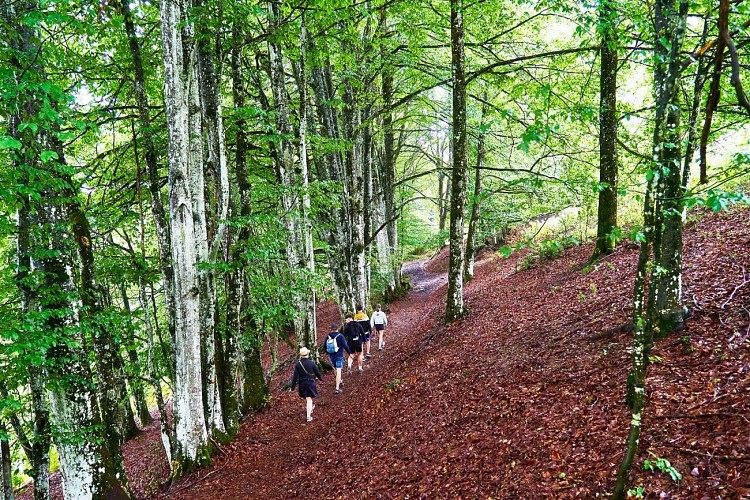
298, 17, 318, 352
446, 0, 468, 322
160, 0, 212, 475
121, 0, 176, 376
652, 0, 692, 338
193, 1, 229, 442
309, 51, 357, 313
267, 2, 319, 360
6, 4, 51, 496
592, 0, 619, 259
613, 0, 689, 495
0, 422, 13, 500
465, 97, 488, 282
230, 22, 268, 413
118, 280, 152, 429
380, 8, 400, 290
14, 175, 51, 500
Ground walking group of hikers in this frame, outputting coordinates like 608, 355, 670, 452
290, 303, 389, 422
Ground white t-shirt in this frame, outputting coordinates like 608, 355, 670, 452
371, 310, 387, 326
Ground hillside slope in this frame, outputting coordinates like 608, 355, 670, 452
162, 208, 749, 499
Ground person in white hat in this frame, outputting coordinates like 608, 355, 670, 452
290, 346, 322, 422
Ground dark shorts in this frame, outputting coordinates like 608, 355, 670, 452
298, 380, 319, 399
363, 333, 371, 342
330, 356, 344, 369
349, 342, 363, 353
374, 324, 385, 331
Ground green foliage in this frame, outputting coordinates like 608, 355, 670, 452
626, 486, 646, 499
517, 236, 580, 271
643, 451, 683, 482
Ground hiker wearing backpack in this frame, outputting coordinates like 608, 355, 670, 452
290, 346, 323, 422
371, 303, 388, 351
354, 304, 373, 359
325, 323, 350, 394
343, 313, 365, 373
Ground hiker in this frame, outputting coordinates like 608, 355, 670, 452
290, 347, 323, 422
343, 313, 365, 373
371, 303, 388, 351
325, 323, 351, 394
354, 304, 373, 359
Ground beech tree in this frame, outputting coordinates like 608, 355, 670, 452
592, 0, 619, 260
613, 0, 690, 494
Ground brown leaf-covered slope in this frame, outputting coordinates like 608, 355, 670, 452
151, 207, 749, 499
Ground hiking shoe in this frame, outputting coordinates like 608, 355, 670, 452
378, 345, 383, 351
365, 354, 372, 359
358, 367, 363, 373
306, 416, 312, 422
334, 388, 343, 394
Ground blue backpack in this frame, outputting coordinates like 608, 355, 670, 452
325, 333, 339, 354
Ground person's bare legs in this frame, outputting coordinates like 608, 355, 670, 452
347, 354, 353, 372
379, 330, 384, 349
335, 367, 342, 390
357, 352, 364, 371
306, 397, 313, 420
365, 339, 371, 357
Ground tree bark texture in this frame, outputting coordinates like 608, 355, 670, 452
593, 0, 619, 259
268, 2, 319, 359
120, 0, 177, 376
160, 0, 212, 474
613, 0, 689, 495
0, 422, 13, 500
465, 96, 488, 282
229, 25, 269, 414
446, 0, 468, 322
651, 0, 691, 339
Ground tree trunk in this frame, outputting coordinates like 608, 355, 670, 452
120, 0, 176, 377
446, 0, 468, 322
297, 17, 318, 352
160, 0, 212, 474
0, 421, 13, 500
379, 8, 401, 290
119, 282, 153, 428
267, 2, 319, 360
39, 203, 129, 500
613, 0, 689, 495
652, 0, 692, 338
309, 50, 357, 314
13, 164, 51, 500
592, 0, 619, 260
194, 0, 229, 443
55, 138, 132, 496
465, 96, 488, 282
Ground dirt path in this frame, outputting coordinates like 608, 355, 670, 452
162, 256, 449, 499
403, 258, 448, 296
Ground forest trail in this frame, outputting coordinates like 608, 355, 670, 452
156, 208, 749, 499
161, 254, 455, 499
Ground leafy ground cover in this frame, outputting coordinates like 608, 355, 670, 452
24, 208, 750, 499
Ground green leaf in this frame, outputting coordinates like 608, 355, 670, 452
40, 150, 59, 163
0, 136, 22, 150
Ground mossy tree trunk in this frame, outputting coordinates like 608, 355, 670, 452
446, 0, 468, 323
